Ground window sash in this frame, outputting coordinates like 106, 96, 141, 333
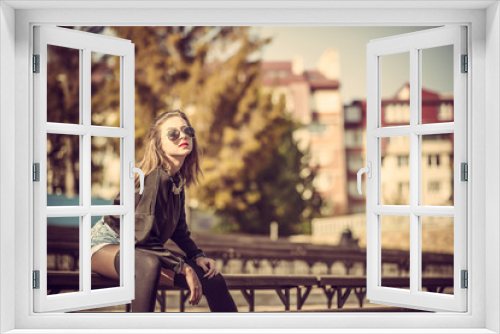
366, 26, 467, 312
33, 26, 136, 312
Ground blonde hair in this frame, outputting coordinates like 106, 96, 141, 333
135, 110, 202, 187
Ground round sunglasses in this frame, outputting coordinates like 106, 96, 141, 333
165, 126, 196, 141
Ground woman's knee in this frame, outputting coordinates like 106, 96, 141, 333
135, 251, 162, 278
202, 273, 228, 290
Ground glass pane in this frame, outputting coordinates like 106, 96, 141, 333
91, 52, 121, 127
47, 134, 80, 206
47, 216, 80, 295
47, 45, 80, 124
381, 136, 410, 205
421, 45, 454, 124
91, 137, 121, 205
421, 134, 454, 206
381, 52, 410, 127
420, 216, 454, 294
380, 215, 410, 290
91, 216, 120, 290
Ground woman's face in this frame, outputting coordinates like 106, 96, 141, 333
159, 116, 194, 160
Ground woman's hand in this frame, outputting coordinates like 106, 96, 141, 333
195, 257, 218, 279
181, 264, 202, 305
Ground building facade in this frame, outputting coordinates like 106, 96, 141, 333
261, 49, 349, 216
262, 49, 454, 222
344, 84, 454, 212
312, 84, 454, 251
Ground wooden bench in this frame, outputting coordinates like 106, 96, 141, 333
47, 271, 317, 312
47, 271, 454, 312
47, 226, 454, 276
318, 276, 454, 309
211, 274, 318, 312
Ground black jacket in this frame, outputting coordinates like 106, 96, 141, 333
104, 168, 203, 274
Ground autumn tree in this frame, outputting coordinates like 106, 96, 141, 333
46, 43, 81, 198
213, 95, 324, 235
84, 26, 323, 235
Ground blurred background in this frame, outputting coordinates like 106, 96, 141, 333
46, 26, 455, 312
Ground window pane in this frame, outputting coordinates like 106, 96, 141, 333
91, 216, 120, 290
47, 217, 80, 295
47, 134, 80, 206
381, 136, 410, 205
381, 52, 410, 127
380, 215, 410, 290
91, 52, 120, 127
91, 137, 121, 205
420, 216, 454, 295
47, 45, 80, 124
421, 134, 454, 206
421, 45, 454, 124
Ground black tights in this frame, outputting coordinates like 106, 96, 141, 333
114, 250, 237, 312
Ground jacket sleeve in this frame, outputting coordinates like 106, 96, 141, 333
103, 194, 121, 235
138, 249, 185, 275
105, 170, 186, 274
170, 191, 205, 260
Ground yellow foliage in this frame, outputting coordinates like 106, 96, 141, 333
236, 201, 247, 211
245, 191, 261, 204
214, 190, 233, 210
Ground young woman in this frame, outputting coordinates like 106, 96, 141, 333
90, 110, 238, 312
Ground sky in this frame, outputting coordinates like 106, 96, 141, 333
249, 26, 454, 104
97, 25, 454, 105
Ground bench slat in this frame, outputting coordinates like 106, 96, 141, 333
47, 271, 454, 312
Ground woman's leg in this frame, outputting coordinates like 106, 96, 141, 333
174, 258, 238, 312
91, 244, 120, 280
113, 249, 162, 312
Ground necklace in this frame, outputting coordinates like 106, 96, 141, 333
168, 173, 185, 195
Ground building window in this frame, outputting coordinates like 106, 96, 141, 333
428, 154, 441, 166
345, 129, 364, 148
438, 102, 453, 121
347, 155, 364, 172
345, 105, 362, 123
397, 155, 409, 167
384, 103, 410, 123
308, 122, 328, 136
398, 182, 410, 196
429, 181, 440, 192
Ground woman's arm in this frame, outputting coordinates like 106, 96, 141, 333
170, 191, 205, 260
171, 191, 218, 278
180, 263, 203, 305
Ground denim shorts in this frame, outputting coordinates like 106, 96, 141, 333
91, 217, 120, 257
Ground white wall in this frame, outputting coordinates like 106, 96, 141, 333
0, 2, 16, 333
486, 2, 500, 332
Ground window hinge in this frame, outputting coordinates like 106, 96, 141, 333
33, 270, 40, 289
461, 162, 468, 181
461, 54, 468, 73
33, 163, 40, 182
33, 54, 40, 73
461, 270, 468, 289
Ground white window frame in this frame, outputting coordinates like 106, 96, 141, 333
1, 2, 498, 333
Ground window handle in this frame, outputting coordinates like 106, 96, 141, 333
129, 162, 145, 195
357, 161, 371, 195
